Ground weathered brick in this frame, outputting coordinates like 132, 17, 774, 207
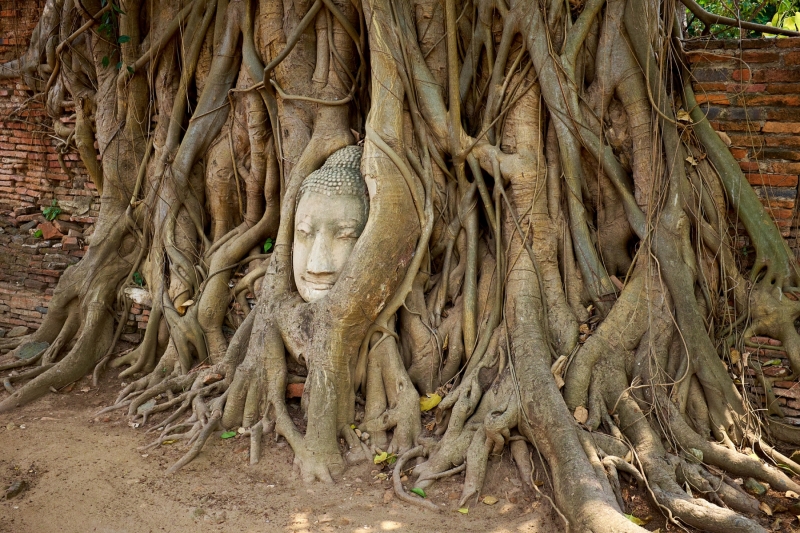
696, 93, 730, 105
746, 173, 798, 187
762, 122, 800, 134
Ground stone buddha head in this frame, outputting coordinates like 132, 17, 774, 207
293, 145, 369, 302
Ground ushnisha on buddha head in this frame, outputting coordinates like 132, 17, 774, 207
292, 146, 369, 302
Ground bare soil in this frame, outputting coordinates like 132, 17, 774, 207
0, 372, 560, 533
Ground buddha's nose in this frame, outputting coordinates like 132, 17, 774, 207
306, 234, 336, 275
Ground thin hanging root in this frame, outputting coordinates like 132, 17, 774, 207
167, 410, 222, 475
249, 419, 270, 465
140, 425, 200, 451
677, 460, 760, 516
417, 463, 466, 483
752, 436, 800, 476
4, 364, 56, 393
393, 446, 440, 512
127, 373, 196, 416
459, 427, 492, 507
0, 335, 28, 351
0, 351, 43, 372
509, 437, 533, 489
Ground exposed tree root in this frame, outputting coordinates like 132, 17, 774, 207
4, 0, 800, 531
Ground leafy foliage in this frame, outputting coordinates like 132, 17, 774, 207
686, 0, 800, 38
42, 199, 61, 221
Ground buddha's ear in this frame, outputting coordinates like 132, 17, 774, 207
365, 175, 377, 199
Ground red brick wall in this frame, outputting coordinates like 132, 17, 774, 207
0, 5, 97, 333
685, 38, 800, 252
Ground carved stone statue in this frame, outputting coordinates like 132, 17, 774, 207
293, 145, 369, 302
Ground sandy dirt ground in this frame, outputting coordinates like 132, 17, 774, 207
0, 372, 561, 533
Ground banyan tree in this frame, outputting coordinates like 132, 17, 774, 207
3, 0, 800, 531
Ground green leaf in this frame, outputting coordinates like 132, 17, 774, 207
410, 487, 426, 498
762, 359, 782, 367
112, 4, 125, 14
624, 514, 646, 526
220, 431, 236, 439
102, 56, 110, 68
118, 35, 130, 44
115, 61, 122, 70
127, 66, 134, 74
132, 271, 144, 286
263, 237, 274, 253
42, 200, 61, 221
33, 229, 43, 238
457, 507, 468, 514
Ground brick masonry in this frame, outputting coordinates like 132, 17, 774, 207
0, 3, 96, 333
685, 37, 800, 249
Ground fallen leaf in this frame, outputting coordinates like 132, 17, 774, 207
760, 501, 773, 516
374, 451, 388, 464
420, 393, 442, 412
676, 109, 691, 122
457, 507, 469, 514
573, 406, 589, 424
220, 431, 236, 439
410, 487, 426, 498
551, 355, 567, 389
786, 490, 799, 498
686, 155, 698, 166
716, 131, 732, 146
730, 349, 740, 365
624, 514, 647, 526
161, 439, 177, 445
482, 495, 499, 505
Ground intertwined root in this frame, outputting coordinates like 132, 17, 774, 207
5, 0, 800, 531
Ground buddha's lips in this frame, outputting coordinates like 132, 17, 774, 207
301, 276, 335, 290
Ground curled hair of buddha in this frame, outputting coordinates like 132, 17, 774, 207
297, 146, 368, 215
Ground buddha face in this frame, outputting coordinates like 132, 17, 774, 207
293, 190, 368, 302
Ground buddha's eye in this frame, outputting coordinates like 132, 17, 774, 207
336, 228, 359, 240
295, 223, 312, 237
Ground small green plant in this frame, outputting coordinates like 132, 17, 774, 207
42, 199, 62, 221
263, 237, 274, 253
99, 1, 130, 69
132, 271, 144, 286
33, 229, 43, 238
